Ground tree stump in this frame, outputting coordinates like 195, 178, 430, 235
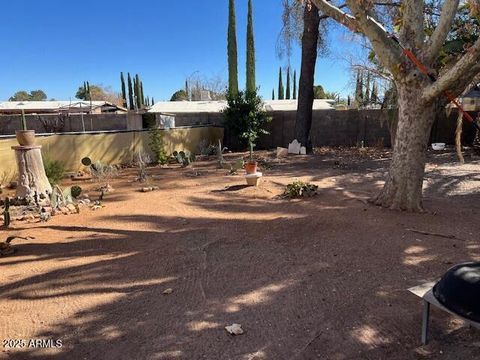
11, 145, 52, 199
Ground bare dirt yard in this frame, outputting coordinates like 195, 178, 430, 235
1, 148, 480, 360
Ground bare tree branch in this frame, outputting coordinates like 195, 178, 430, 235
374, 1, 441, 16
422, 37, 480, 102
318, 3, 347, 21
443, 62, 480, 99
351, 64, 393, 81
425, 0, 460, 63
312, 0, 403, 75
344, 0, 404, 77
311, 0, 359, 31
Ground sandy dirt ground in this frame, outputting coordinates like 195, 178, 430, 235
1, 148, 480, 360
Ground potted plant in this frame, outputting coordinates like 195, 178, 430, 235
244, 132, 258, 174
223, 90, 271, 175
15, 109, 35, 146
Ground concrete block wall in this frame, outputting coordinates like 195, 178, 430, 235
1, 108, 472, 151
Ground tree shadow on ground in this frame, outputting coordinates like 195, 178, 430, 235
2, 152, 480, 359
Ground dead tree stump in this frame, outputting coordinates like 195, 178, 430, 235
11, 145, 52, 199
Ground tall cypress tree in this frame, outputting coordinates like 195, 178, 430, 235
86, 82, 91, 101
135, 74, 142, 109
293, 70, 297, 100
227, 0, 239, 96
120, 72, 127, 108
133, 76, 138, 109
286, 66, 291, 100
278, 67, 285, 100
364, 71, 371, 105
272, 88, 275, 100
371, 82, 378, 104
140, 81, 145, 108
127, 73, 134, 110
355, 70, 364, 107
151, 97, 155, 105
246, 0, 256, 94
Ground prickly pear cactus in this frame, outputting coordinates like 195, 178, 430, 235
173, 150, 195, 167
71, 185, 82, 199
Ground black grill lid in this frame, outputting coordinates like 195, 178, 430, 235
433, 262, 480, 322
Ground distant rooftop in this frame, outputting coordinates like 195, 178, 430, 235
0, 101, 127, 114
149, 99, 335, 114
463, 88, 480, 98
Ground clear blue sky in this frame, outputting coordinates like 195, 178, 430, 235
0, 0, 358, 102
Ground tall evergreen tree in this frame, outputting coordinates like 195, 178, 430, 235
354, 70, 363, 107
127, 73, 134, 110
246, 0, 256, 93
371, 82, 378, 105
286, 66, 291, 99
227, 0, 239, 96
185, 80, 190, 100
272, 88, 275, 100
293, 70, 297, 100
140, 80, 145, 108
135, 74, 142, 109
364, 71, 371, 105
86, 82, 91, 101
151, 97, 155, 105
278, 67, 285, 100
133, 76, 138, 109
120, 72, 127, 108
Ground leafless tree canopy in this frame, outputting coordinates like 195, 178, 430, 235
278, 0, 329, 62
186, 73, 227, 101
37, 114, 67, 133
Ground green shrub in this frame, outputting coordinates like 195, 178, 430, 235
149, 128, 168, 165
43, 157, 65, 185
222, 90, 271, 158
283, 181, 318, 198
142, 113, 156, 129
170, 89, 189, 101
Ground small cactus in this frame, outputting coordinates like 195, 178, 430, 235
21, 109, 27, 131
3, 197, 11, 228
71, 185, 82, 199
81, 157, 92, 166
174, 150, 195, 167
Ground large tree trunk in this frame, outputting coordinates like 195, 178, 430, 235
13, 145, 52, 199
295, 2, 320, 150
372, 82, 436, 211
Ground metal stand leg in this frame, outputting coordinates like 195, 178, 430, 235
422, 300, 430, 345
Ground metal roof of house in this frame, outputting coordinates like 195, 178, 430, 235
148, 99, 335, 114
0, 101, 126, 112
